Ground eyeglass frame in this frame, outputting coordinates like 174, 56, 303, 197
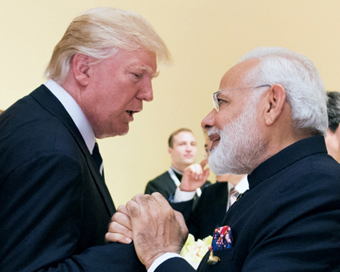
212, 84, 271, 111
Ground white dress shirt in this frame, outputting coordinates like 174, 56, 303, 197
44, 79, 95, 154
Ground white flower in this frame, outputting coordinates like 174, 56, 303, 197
180, 234, 212, 269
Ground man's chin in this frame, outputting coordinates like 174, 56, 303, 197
95, 126, 130, 138
113, 122, 131, 137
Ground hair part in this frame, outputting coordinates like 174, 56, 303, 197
44, 7, 171, 84
326, 91, 340, 133
237, 47, 328, 136
168, 128, 194, 148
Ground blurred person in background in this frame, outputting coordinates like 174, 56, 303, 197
325, 91, 340, 163
145, 128, 210, 202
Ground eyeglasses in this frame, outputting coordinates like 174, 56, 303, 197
212, 84, 271, 111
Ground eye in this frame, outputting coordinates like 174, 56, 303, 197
128, 72, 144, 83
217, 98, 228, 105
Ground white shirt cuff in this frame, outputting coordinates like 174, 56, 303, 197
173, 187, 196, 202
147, 253, 183, 272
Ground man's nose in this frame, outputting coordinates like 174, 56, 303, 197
137, 80, 153, 102
201, 109, 216, 130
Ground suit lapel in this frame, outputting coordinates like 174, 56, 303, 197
30, 85, 115, 215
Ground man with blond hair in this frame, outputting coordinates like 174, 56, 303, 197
108, 47, 340, 271
0, 7, 170, 271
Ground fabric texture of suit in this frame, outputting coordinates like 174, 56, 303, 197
0, 85, 145, 271
145, 171, 178, 199
171, 182, 229, 239
156, 136, 340, 271
145, 170, 211, 200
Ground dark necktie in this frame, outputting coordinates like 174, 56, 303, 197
92, 142, 104, 178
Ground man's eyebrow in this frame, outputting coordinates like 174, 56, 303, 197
216, 90, 231, 98
129, 65, 159, 78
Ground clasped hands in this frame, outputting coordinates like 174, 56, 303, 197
105, 193, 188, 270
105, 161, 209, 270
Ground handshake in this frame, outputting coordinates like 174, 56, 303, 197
105, 160, 210, 270
105, 192, 188, 270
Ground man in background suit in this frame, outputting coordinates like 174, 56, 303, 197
145, 128, 210, 200
108, 47, 340, 271
325, 91, 340, 163
0, 7, 170, 272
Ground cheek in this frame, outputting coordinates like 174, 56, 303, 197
214, 114, 230, 129
178, 147, 186, 154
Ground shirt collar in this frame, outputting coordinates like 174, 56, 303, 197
170, 165, 184, 175
44, 79, 95, 153
235, 176, 249, 193
228, 176, 249, 194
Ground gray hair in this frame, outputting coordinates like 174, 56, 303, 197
237, 47, 328, 136
44, 7, 171, 84
326, 91, 340, 133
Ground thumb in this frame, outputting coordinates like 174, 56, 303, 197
200, 159, 208, 169
174, 211, 188, 245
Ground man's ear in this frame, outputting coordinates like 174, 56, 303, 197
168, 147, 172, 155
264, 84, 286, 126
72, 53, 90, 86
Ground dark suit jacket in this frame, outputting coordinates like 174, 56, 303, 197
145, 171, 178, 199
0, 85, 145, 271
156, 136, 340, 271
171, 182, 229, 239
145, 170, 211, 200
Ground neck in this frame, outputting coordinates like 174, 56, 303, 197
171, 163, 188, 173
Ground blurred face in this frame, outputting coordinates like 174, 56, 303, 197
204, 132, 212, 158
325, 127, 340, 163
168, 131, 197, 171
80, 49, 158, 138
201, 59, 267, 175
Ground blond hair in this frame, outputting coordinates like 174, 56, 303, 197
44, 7, 171, 84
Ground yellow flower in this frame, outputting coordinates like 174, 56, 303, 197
180, 234, 212, 269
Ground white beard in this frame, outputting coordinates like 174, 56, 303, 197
208, 102, 266, 175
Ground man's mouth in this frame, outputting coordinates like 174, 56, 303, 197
126, 110, 140, 117
209, 134, 220, 151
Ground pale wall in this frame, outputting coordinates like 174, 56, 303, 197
1, 0, 340, 207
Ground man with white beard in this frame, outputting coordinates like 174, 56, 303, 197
106, 47, 340, 271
